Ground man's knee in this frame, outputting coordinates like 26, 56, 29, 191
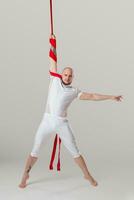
30, 152, 38, 158
73, 153, 81, 159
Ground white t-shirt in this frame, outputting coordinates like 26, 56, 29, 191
45, 71, 82, 118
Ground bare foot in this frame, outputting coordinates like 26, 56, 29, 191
19, 173, 29, 188
84, 175, 98, 187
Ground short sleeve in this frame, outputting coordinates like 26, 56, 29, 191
76, 88, 83, 99
48, 71, 62, 91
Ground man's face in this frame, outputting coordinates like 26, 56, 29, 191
61, 68, 73, 85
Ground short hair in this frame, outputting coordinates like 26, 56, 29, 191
62, 66, 73, 74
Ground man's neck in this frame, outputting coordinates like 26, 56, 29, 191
61, 80, 72, 88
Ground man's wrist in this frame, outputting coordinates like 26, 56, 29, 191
110, 95, 115, 100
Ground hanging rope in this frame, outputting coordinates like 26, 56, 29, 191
50, 0, 54, 35
49, 0, 62, 171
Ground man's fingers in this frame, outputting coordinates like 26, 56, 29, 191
119, 96, 123, 100
114, 96, 121, 101
117, 96, 123, 101
51, 34, 56, 38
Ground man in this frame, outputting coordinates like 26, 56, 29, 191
19, 34, 122, 188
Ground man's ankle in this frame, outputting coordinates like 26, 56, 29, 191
24, 171, 29, 176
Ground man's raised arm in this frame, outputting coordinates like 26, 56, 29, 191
49, 34, 57, 73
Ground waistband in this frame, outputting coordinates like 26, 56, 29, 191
44, 112, 68, 120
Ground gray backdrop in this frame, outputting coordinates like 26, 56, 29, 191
0, 0, 133, 169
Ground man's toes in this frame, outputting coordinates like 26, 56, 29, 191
18, 183, 27, 188
91, 180, 98, 186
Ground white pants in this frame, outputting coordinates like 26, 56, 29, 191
30, 113, 81, 158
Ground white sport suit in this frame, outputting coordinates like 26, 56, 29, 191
30, 70, 83, 158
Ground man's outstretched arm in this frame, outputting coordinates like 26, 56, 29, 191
79, 92, 123, 101
49, 34, 57, 73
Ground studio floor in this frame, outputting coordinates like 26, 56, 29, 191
0, 158, 133, 200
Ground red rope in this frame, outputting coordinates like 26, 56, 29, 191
49, 134, 61, 171
57, 137, 61, 171
49, 0, 62, 171
50, 0, 54, 35
49, 134, 58, 170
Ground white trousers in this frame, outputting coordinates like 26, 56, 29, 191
30, 113, 81, 158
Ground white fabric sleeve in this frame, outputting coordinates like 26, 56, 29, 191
76, 88, 83, 99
